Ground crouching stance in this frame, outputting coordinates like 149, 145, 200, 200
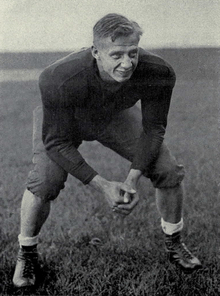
13, 13, 201, 287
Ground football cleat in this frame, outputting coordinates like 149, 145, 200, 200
13, 246, 38, 287
165, 232, 202, 273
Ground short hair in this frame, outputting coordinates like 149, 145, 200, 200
93, 13, 143, 46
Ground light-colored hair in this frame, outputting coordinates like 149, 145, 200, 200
93, 13, 143, 46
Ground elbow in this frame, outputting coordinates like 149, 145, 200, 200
143, 123, 166, 137
168, 65, 176, 87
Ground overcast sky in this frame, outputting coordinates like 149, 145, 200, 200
1, 0, 219, 52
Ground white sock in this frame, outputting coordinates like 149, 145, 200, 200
161, 218, 183, 235
18, 234, 39, 247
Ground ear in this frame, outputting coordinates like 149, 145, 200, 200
91, 45, 101, 60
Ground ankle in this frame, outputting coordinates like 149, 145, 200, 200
18, 234, 39, 248
21, 245, 38, 252
161, 218, 183, 235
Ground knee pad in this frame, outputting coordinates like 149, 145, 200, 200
26, 152, 68, 202
150, 164, 185, 189
27, 169, 66, 202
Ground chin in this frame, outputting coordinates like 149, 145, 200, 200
116, 76, 131, 83
113, 74, 132, 83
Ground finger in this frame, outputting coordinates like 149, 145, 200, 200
123, 192, 131, 203
113, 207, 130, 216
119, 187, 135, 203
118, 195, 139, 210
112, 204, 118, 210
120, 184, 136, 195
116, 191, 131, 205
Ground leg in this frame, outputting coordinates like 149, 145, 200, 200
19, 106, 68, 244
148, 144, 202, 272
20, 189, 50, 238
156, 184, 183, 224
13, 107, 68, 287
149, 144, 185, 224
19, 142, 68, 244
97, 104, 201, 272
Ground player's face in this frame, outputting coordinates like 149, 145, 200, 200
92, 33, 139, 83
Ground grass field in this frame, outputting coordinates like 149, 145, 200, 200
0, 48, 220, 295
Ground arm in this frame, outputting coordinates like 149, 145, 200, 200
118, 68, 175, 213
39, 71, 98, 184
131, 70, 175, 175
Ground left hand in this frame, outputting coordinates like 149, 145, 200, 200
113, 182, 139, 215
113, 169, 142, 215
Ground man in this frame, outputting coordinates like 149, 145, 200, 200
13, 13, 202, 287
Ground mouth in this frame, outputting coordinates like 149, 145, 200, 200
117, 69, 133, 76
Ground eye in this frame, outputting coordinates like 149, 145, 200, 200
129, 52, 138, 58
111, 54, 122, 60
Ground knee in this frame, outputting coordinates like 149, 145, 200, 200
26, 167, 67, 202
150, 164, 185, 189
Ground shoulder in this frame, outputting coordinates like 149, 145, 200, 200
39, 48, 94, 89
138, 48, 175, 74
136, 48, 176, 83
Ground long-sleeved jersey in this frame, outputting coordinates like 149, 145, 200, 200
39, 47, 176, 184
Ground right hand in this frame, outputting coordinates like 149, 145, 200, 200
102, 181, 136, 206
89, 175, 137, 215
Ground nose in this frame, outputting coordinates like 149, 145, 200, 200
121, 55, 132, 69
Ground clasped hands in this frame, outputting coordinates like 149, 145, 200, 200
105, 181, 139, 215
90, 174, 140, 216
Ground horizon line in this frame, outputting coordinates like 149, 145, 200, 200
0, 45, 219, 54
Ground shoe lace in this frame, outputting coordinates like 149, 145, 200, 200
18, 250, 37, 278
166, 234, 193, 260
174, 241, 193, 260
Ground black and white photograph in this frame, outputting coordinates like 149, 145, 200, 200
0, 0, 219, 295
